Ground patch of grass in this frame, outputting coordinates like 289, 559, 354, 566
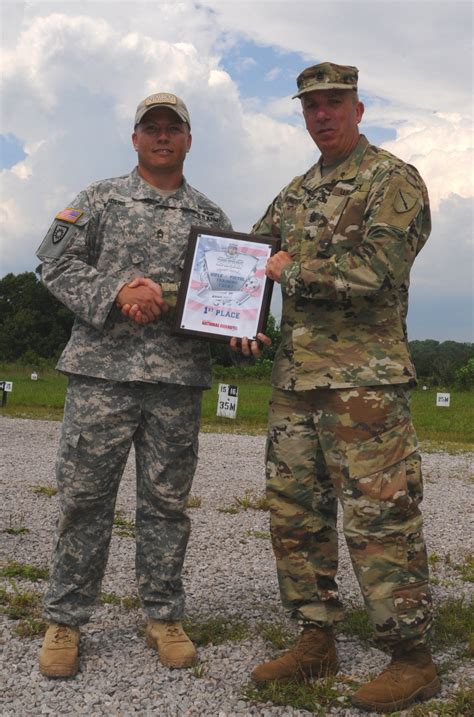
0, 364, 67, 410
408, 681, 474, 716
246, 529, 271, 539
436, 651, 470, 676
100, 591, 121, 606
257, 621, 294, 649
184, 615, 250, 646
31, 485, 58, 497
113, 510, 135, 538
233, 490, 269, 511
2, 364, 473, 446
1, 406, 65, 421
0, 581, 42, 621
186, 495, 202, 509
192, 663, 206, 679
216, 505, 239, 515
431, 598, 474, 651
218, 490, 269, 514
242, 676, 348, 715
114, 529, 135, 538
0, 562, 49, 581
419, 440, 474, 455
13, 617, 47, 638
338, 598, 474, 652
3, 525, 29, 535
0, 578, 47, 637
428, 553, 440, 565
3, 515, 29, 535
339, 606, 373, 642
453, 553, 474, 583
122, 595, 141, 610
100, 591, 140, 610
412, 388, 474, 444
201, 381, 270, 434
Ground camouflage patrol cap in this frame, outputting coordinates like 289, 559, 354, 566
134, 93, 191, 128
292, 62, 358, 99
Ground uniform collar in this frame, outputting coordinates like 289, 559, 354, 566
302, 134, 370, 190
129, 167, 198, 208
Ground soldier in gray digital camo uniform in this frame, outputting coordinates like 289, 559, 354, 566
36, 93, 265, 678
249, 63, 440, 713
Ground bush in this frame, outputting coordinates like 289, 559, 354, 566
454, 358, 474, 391
212, 360, 272, 381
17, 351, 53, 368
0, 271, 74, 362
409, 340, 474, 386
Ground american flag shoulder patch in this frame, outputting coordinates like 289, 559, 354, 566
55, 207, 84, 223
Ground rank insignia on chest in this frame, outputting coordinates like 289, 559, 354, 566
55, 207, 84, 223
199, 208, 219, 222
52, 225, 69, 244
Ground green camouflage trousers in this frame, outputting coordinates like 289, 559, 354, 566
266, 385, 433, 650
43, 375, 202, 625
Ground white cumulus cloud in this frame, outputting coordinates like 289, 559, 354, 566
0, 0, 472, 340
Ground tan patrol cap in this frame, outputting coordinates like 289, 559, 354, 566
292, 62, 358, 99
134, 92, 191, 127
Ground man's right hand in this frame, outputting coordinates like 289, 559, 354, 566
116, 277, 169, 324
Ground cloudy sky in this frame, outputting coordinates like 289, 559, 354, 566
1, 0, 472, 341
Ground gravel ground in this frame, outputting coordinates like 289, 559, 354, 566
1, 416, 473, 716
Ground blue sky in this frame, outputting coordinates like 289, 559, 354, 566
0, 133, 27, 168
1, 0, 472, 341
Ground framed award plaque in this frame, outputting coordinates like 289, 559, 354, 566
173, 226, 279, 343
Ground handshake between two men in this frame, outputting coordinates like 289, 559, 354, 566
115, 275, 276, 358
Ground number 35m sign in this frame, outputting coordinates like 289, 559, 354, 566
217, 383, 239, 419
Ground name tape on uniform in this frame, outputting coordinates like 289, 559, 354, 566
436, 392, 450, 407
217, 383, 239, 419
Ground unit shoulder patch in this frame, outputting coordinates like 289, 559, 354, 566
52, 225, 69, 244
393, 189, 417, 214
36, 210, 90, 260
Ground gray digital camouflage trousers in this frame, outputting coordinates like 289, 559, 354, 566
266, 385, 433, 651
43, 375, 202, 625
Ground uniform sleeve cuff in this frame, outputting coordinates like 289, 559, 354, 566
280, 262, 303, 296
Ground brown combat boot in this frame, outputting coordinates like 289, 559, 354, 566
351, 645, 441, 712
38, 623, 80, 678
251, 625, 339, 683
146, 620, 197, 668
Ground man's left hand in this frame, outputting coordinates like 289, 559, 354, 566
265, 251, 293, 283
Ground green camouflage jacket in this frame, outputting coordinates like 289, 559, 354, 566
253, 135, 431, 390
36, 168, 231, 387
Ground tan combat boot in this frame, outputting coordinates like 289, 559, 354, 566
146, 620, 197, 668
251, 625, 339, 683
351, 645, 441, 712
38, 623, 80, 678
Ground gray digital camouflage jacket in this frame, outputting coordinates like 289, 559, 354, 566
252, 135, 431, 390
36, 168, 231, 387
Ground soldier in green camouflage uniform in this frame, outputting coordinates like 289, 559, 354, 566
36, 93, 243, 677
250, 63, 440, 712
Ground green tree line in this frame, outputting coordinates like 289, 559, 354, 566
1, 271, 473, 387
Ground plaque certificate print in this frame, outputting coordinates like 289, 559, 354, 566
174, 227, 279, 342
